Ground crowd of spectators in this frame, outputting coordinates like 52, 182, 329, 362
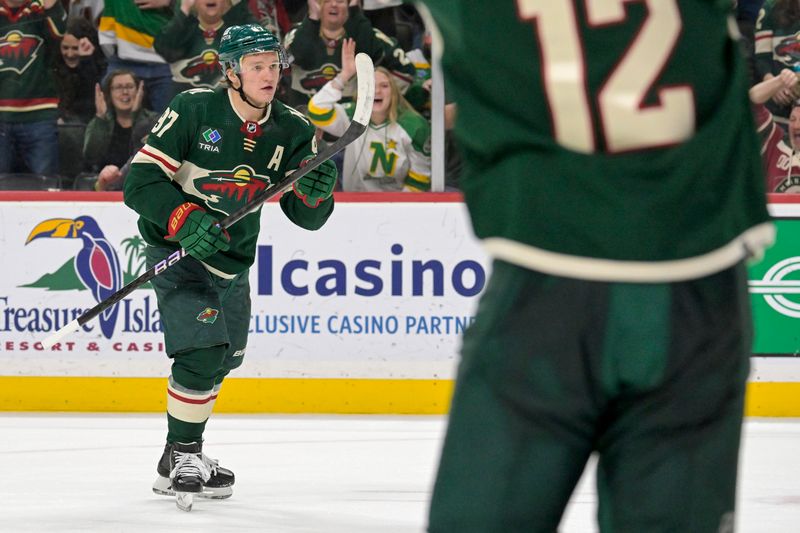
10, 1, 800, 195
748, 0, 800, 192
27, 1, 800, 195
0, 0, 443, 191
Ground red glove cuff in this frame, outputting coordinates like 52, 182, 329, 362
292, 182, 323, 208
166, 202, 204, 238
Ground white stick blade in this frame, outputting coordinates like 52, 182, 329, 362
353, 53, 375, 126
41, 319, 81, 349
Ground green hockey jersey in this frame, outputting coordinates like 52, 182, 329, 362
0, 0, 66, 122
419, 0, 774, 282
153, 0, 256, 92
283, 7, 415, 107
124, 88, 334, 277
754, 0, 800, 80
98, 0, 172, 64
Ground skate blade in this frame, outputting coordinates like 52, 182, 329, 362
153, 476, 232, 499
176, 491, 193, 512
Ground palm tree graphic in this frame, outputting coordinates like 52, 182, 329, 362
120, 235, 149, 285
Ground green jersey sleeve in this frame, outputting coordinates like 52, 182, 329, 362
124, 91, 203, 230
153, 9, 195, 63
277, 103, 336, 229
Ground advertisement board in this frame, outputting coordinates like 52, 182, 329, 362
2, 193, 799, 414
0, 196, 483, 380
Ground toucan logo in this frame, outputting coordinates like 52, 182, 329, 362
0, 30, 43, 75
22, 216, 145, 339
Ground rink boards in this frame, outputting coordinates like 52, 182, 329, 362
1, 192, 800, 416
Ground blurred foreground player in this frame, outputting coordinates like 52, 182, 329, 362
417, 1, 774, 531
123, 24, 337, 511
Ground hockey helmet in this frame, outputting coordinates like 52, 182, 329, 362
218, 24, 288, 75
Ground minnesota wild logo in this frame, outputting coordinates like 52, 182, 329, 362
178, 49, 222, 88
300, 63, 339, 92
197, 165, 271, 214
0, 30, 43, 75
196, 307, 219, 324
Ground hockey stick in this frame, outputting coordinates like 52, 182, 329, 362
41, 53, 375, 349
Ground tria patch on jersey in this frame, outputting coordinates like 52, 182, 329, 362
198, 143, 220, 153
202, 127, 222, 143
198, 126, 223, 152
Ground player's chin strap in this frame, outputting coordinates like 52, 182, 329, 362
232, 74, 271, 110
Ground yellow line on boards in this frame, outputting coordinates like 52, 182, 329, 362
0, 377, 454, 414
744, 382, 800, 417
0, 377, 797, 416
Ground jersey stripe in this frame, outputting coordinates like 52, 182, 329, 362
98, 17, 155, 48
483, 222, 776, 283
405, 169, 431, 191
166, 378, 217, 423
133, 146, 181, 178
307, 100, 336, 126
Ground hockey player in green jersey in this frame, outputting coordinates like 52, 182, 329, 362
123, 23, 337, 511
418, 1, 775, 532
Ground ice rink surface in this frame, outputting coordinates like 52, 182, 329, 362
1, 414, 798, 532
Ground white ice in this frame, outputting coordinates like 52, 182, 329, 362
1, 414, 798, 532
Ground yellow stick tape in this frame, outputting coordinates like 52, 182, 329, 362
0, 377, 797, 416
0, 377, 455, 414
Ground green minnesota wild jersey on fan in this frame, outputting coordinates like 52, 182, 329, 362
420, 0, 774, 282
124, 87, 331, 277
153, 0, 256, 92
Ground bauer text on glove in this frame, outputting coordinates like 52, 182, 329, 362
165, 203, 230, 260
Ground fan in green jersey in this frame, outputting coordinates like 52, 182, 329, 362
122, 23, 338, 512
153, 0, 258, 94
0, 0, 67, 175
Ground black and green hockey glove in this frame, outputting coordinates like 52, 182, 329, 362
165, 202, 230, 260
293, 157, 337, 208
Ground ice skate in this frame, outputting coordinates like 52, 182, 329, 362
153, 442, 234, 500
164, 441, 211, 512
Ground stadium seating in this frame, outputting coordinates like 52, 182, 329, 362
0, 173, 61, 191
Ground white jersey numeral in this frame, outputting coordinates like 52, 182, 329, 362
151, 108, 180, 138
517, 0, 695, 153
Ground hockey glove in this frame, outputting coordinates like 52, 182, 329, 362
292, 157, 337, 208
165, 202, 230, 261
